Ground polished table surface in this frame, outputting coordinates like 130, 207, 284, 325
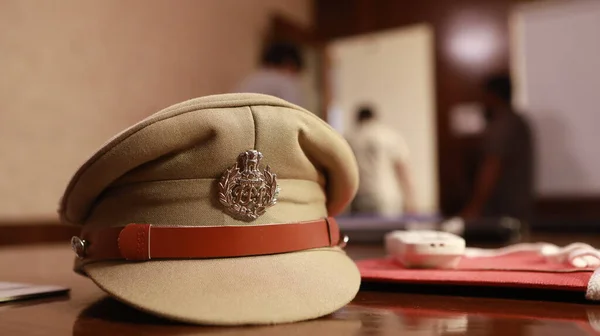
2, 241, 600, 335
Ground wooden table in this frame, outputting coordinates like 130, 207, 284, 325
1, 242, 600, 335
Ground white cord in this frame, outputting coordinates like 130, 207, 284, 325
464, 242, 600, 268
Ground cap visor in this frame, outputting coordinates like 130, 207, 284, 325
83, 247, 360, 325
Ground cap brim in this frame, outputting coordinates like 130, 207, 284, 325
73, 296, 363, 335
83, 247, 360, 325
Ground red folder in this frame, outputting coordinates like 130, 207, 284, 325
357, 251, 598, 297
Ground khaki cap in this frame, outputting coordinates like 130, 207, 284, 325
59, 93, 361, 325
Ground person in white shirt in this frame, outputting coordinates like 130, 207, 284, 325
235, 41, 304, 107
346, 106, 417, 217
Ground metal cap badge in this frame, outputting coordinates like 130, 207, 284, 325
218, 150, 280, 221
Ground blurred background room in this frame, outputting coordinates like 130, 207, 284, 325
1, 0, 599, 246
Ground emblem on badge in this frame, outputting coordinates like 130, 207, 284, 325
218, 150, 280, 221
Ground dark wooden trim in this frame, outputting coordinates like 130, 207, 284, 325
0, 221, 80, 246
535, 196, 600, 220
267, 14, 321, 46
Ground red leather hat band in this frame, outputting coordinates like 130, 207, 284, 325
71, 217, 344, 261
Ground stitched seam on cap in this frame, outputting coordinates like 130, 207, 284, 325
249, 105, 257, 149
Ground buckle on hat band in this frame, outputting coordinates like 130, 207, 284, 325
71, 217, 347, 261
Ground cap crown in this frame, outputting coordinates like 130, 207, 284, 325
59, 93, 359, 230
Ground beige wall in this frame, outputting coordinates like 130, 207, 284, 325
0, 0, 312, 222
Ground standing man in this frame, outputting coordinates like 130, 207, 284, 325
461, 73, 535, 223
346, 106, 417, 217
235, 41, 305, 107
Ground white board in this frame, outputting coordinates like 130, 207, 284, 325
327, 24, 438, 213
511, 0, 600, 196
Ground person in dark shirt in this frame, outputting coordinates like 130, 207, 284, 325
461, 73, 535, 223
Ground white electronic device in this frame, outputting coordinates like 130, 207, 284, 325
385, 230, 466, 269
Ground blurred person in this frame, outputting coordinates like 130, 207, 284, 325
346, 106, 417, 217
461, 73, 534, 223
235, 40, 305, 106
